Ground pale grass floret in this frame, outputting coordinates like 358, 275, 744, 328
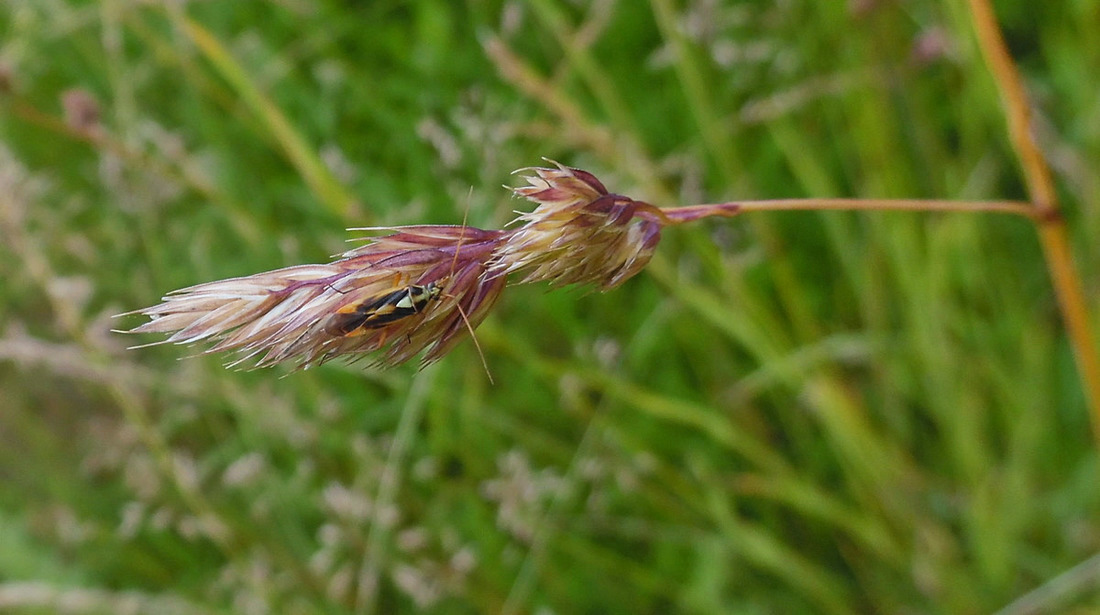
492, 162, 665, 289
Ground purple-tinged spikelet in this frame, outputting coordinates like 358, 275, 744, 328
492, 162, 666, 289
123, 226, 506, 369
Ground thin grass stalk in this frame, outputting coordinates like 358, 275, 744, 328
357, 368, 435, 613
168, 10, 358, 218
967, 0, 1100, 443
661, 199, 1038, 225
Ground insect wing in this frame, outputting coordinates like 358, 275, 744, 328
326, 283, 440, 336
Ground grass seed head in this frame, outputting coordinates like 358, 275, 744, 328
122, 162, 680, 370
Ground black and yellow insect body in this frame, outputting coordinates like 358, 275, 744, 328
326, 282, 442, 337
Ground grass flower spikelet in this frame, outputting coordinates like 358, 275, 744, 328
492, 162, 666, 289
123, 225, 506, 369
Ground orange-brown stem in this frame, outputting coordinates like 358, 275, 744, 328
969, 0, 1100, 443
660, 198, 1037, 225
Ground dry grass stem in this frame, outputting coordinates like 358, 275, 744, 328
968, 0, 1100, 440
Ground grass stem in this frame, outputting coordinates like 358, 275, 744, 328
661, 198, 1038, 225
968, 0, 1100, 443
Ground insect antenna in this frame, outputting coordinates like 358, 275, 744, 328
452, 298, 494, 384
448, 188, 494, 383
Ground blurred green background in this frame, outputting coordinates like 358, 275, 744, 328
2, 0, 1099, 613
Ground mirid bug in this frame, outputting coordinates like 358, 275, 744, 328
325, 282, 443, 337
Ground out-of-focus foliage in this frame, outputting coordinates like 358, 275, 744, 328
1, 1, 1098, 612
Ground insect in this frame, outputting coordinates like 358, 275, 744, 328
325, 281, 443, 337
